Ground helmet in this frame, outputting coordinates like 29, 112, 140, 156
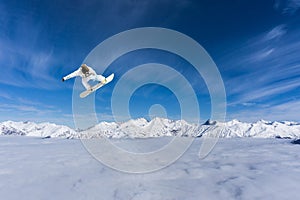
81, 64, 89, 74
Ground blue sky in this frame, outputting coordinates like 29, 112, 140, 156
0, 0, 300, 127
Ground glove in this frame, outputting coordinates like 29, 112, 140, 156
62, 78, 65, 82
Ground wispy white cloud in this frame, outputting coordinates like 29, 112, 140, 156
0, 101, 61, 114
220, 24, 288, 72
103, 0, 191, 27
230, 79, 300, 106
0, 104, 40, 112
224, 23, 299, 93
245, 48, 274, 63
0, 35, 60, 89
264, 24, 287, 41
97, 113, 116, 122
0, 99, 73, 126
241, 102, 256, 107
0, 92, 63, 119
228, 100, 300, 122
274, 0, 300, 15
15, 97, 57, 110
0, 2, 67, 90
221, 22, 300, 123
1, 47, 54, 89
0, 92, 13, 101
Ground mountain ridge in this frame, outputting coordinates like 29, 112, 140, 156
1, 118, 300, 139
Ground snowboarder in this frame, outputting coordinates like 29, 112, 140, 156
62, 64, 107, 90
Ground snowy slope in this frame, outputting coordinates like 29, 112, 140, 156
80, 118, 204, 138
214, 119, 300, 138
0, 121, 77, 138
1, 118, 300, 139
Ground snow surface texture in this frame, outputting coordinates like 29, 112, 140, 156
0, 136, 299, 200
1, 118, 300, 139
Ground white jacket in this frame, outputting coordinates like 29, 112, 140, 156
63, 66, 97, 80
63, 65, 105, 90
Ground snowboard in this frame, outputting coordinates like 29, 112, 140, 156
80, 73, 114, 98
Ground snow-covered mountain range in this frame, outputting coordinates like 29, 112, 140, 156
1, 118, 300, 139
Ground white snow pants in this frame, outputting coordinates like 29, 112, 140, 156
82, 74, 105, 90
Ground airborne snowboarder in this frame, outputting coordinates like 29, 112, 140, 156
62, 64, 107, 90
62, 64, 114, 98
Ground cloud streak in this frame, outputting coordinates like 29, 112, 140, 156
274, 0, 300, 15
0, 25, 58, 89
264, 24, 287, 41
228, 99, 300, 122
221, 23, 300, 121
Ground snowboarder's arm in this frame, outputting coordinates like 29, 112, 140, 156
62, 69, 81, 81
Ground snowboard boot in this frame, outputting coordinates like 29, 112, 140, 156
101, 78, 107, 84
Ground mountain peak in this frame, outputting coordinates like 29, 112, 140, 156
202, 119, 217, 125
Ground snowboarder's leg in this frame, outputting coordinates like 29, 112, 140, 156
92, 74, 106, 84
82, 78, 91, 90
